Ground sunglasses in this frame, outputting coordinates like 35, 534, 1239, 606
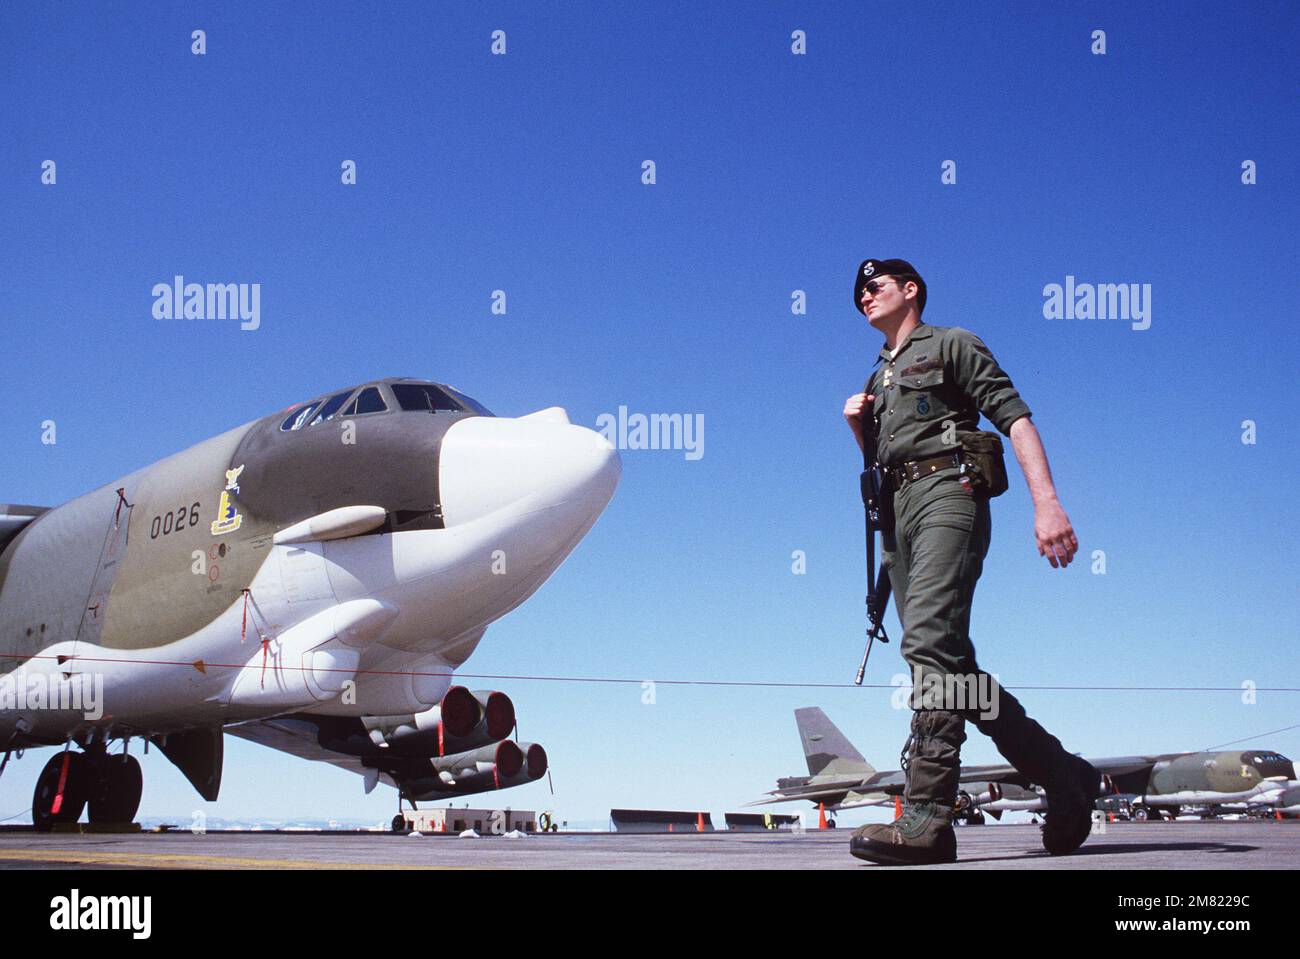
862, 278, 900, 296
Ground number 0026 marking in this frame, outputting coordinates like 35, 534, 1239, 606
150, 502, 201, 539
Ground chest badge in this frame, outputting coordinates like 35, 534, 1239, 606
916, 396, 931, 415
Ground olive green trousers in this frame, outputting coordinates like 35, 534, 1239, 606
883, 469, 1074, 805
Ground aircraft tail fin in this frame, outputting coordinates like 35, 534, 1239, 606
795, 707, 875, 779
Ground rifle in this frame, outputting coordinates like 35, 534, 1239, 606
854, 390, 894, 685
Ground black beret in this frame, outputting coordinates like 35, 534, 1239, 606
854, 258, 926, 315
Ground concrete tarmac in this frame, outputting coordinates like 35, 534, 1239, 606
0, 821, 1295, 869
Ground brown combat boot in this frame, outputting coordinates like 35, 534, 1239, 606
966, 682, 1101, 856
849, 801, 957, 865
1042, 753, 1102, 856
850, 709, 964, 865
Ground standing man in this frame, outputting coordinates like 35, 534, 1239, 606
842, 258, 1100, 865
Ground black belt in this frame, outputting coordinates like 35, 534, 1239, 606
885, 452, 962, 489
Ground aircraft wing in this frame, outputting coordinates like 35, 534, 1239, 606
958, 755, 1183, 790
749, 770, 905, 806
957, 763, 1032, 787
227, 710, 545, 801
1086, 754, 1182, 775
752, 754, 1181, 808
227, 717, 390, 788
755, 790, 896, 810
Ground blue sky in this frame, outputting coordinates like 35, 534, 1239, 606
1, 1, 1297, 827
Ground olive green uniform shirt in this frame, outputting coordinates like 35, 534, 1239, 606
864, 323, 1031, 467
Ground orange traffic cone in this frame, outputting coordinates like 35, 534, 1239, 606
1277, 810, 1283, 821
668, 822, 674, 833
697, 812, 705, 832
894, 796, 902, 820
817, 803, 828, 829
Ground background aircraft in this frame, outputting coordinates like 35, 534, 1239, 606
0, 378, 619, 829
753, 707, 1299, 824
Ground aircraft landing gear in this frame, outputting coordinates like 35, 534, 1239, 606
392, 792, 415, 833
32, 744, 145, 831
32, 751, 89, 832
88, 754, 143, 824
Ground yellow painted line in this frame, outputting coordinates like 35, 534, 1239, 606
0, 847, 469, 870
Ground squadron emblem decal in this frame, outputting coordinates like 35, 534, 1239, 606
211, 464, 245, 535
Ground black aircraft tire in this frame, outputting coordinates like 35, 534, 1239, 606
87, 755, 143, 824
33, 752, 89, 832
391, 815, 407, 833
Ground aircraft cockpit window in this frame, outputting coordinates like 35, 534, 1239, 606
443, 385, 494, 416
308, 391, 353, 427
280, 403, 320, 431
392, 383, 464, 414
346, 387, 388, 415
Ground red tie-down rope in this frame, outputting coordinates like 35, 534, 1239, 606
113, 488, 133, 528
240, 589, 271, 690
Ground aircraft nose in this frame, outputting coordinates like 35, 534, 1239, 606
438, 413, 621, 527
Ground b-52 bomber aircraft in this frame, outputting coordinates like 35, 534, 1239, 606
0, 378, 620, 829
752, 708, 1299, 824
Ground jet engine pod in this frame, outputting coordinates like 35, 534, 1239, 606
493, 739, 525, 779
472, 690, 516, 743
397, 740, 546, 800
374, 689, 516, 757
484, 742, 547, 791
428, 739, 523, 786
437, 685, 483, 739
360, 685, 481, 753
521, 742, 547, 780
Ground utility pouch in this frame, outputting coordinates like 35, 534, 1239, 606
861, 464, 897, 532
958, 430, 1009, 498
